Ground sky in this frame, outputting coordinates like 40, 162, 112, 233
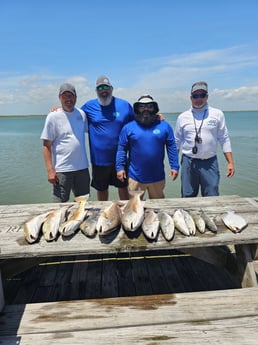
0, 0, 258, 115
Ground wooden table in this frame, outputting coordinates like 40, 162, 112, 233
1, 195, 258, 310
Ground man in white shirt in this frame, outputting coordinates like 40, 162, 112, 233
41, 83, 90, 202
175, 81, 235, 197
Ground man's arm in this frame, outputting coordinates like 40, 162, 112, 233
42, 140, 58, 185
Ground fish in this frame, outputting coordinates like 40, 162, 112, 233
142, 209, 160, 240
200, 209, 218, 233
23, 212, 49, 244
221, 210, 248, 233
80, 208, 100, 237
173, 208, 190, 236
121, 190, 145, 232
96, 201, 122, 236
157, 211, 175, 241
42, 205, 70, 241
189, 210, 206, 234
181, 209, 196, 235
59, 195, 89, 236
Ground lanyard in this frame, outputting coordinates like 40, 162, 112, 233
192, 109, 207, 144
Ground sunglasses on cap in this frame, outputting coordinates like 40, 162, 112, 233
191, 93, 207, 99
96, 85, 111, 91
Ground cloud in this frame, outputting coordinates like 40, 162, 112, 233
0, 44, 258, 115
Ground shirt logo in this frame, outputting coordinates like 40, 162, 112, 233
153, 129, 160, 135
113, 112, 120, 118
207, 119, 217, 126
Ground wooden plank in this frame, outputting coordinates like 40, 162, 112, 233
1, 316, 258, 345
251, 244, 258, 259
1, 287, 258, 338
1, 218, 258, 260
101, 254, 119, 298
235, 244, 258, 287
130, 252, 153, 295
157, 250, 186, 292
116, 252, 135, 297
1, 196, 258, 260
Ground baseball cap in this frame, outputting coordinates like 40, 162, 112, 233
59, 83, 76, 96
191, 81, 208, 94
96, 75, 112, 87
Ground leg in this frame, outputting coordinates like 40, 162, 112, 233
97, 189, 109, 201
72, 169, 90, 198
200, 156, 220, 196
53, 172, 72, 202
118, 187, 130, 200
147, 180, 165, 199
91, 165, 111, 201
180, 155, 199, 197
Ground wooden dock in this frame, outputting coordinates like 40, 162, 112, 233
0, 195, 258, 344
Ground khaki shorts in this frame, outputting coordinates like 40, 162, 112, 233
128, 177, 165, 199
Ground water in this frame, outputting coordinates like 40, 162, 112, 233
0, 111, 257, 205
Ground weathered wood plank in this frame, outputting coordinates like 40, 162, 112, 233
1, 196, 258, 260
235, 244, 258, 287
1, 287, 258, 338
1, 316, 258, 345
1, 220, 258, 259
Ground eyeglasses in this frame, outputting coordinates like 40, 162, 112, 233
96, 85, 111, 91
138, 103, 154, 109
191, 93, 207, 99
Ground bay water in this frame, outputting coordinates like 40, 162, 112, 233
0, 111, 257, 205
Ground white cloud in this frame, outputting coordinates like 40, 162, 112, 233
0, 44, 258, 115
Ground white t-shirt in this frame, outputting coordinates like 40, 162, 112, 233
175, 104, 232, 160
40, 107, 89, 172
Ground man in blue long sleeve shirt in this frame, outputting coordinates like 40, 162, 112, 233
116, 95, 179, 199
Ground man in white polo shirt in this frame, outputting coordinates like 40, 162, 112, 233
175, 81, 235, 197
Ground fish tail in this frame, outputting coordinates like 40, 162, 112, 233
74, 194, 90, 203
128, 190, 145, 198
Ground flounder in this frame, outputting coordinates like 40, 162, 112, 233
221, 210, 248, 233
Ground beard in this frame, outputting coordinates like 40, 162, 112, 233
98, 93, 113, 106
135, 111, 158, 126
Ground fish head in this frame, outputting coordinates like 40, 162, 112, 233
59, 220, 80, 236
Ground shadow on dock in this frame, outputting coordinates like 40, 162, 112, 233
2, 249, 240, 305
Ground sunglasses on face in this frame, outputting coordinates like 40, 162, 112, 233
96, 85, 111, 91
138, 103, 154, 109
191, 93, 207, 99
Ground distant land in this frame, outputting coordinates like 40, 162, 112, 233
0, 110, 257, 118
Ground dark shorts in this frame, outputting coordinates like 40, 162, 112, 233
53, 168, 90, 202
91, 165, 128, 191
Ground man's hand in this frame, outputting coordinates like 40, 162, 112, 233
170, 170, 179, 181
117, 170, 127, 182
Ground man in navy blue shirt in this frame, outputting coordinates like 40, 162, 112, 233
116, 95, 179, 199
81, 76, 134, 201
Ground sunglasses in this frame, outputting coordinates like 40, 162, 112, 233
96, 85, 111, 91
191, 93, 207, 99
138, 103, 154, 109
